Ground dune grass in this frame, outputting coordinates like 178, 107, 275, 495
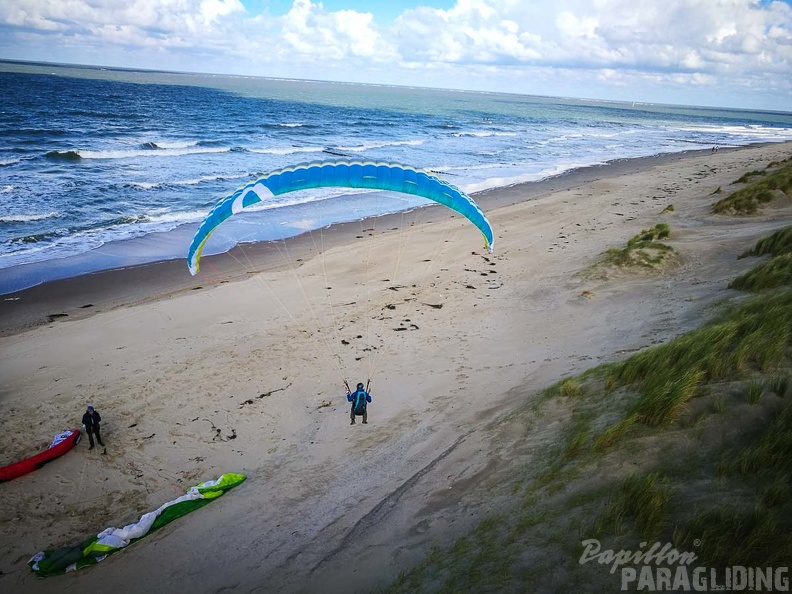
713, 160, 792, 214
588, 290, 792, 447
592, 415, 637, 451
762, 475, 791, 508
596, 223, 674, 270
730, 254, 792, 291
673, 506, 792, 567
562, 410, 595, 459
745, 379, 765, 405
543, 375, 586, 399
384, 226, 792, 592
731, 225, 792, 293
732, 169, 767, 185
741, 225, 792, 258
719, 398, 792, 476
769, 372, 789, 397
670, 396, 792, 566
383, 514, 517, 594
559, 377, 583, 397
593, 472, 671, 540
711, 394, 727, 414
627, 222, 671, 246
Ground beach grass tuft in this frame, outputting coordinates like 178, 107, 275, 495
762, 475, 791, 508
620, 291, 790, 382
742, 226, 792, 258
590, 290, 792, 447
627, 222, 671, 246
769, 373, 789, 397
732, 170, 767, 184
594, 472, 671, 539
713, 161, 792, 214
594, 223, 675, 272
559, 378, 583, 397
729, 253, 792, 291
673, 506, 791, 567
630, 368, 705, 426
711, 394, 727, 413
732, 227, 792, 291
719, 398, 792, 476
592, 415, 637, 451
745, 379, 764, 405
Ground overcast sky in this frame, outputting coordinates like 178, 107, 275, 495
1, 0, 791, 111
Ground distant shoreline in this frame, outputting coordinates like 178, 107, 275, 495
5, 59, 792, 116
0, 144, 751, 298
0, 142, 785, 337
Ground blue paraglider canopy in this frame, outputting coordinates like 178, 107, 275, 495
187, 160, 494, 275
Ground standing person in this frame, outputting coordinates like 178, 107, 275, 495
82, 406, 104, 449
347, 382, 372, 425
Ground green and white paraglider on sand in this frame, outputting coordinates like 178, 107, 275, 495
29, 473, 245, 577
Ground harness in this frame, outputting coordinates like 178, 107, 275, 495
353, 390, 367, 413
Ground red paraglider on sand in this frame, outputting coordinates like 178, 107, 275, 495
0, 429, 81, 482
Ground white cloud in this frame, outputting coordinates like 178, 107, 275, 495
0, 0, 790, 109
277, 0, 394, 61
0, 0, 246, 32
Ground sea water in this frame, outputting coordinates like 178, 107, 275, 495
2, 60, 792, 294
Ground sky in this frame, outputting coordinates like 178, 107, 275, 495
0, 0, 791, 111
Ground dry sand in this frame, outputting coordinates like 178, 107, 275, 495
1, 142, 791, 593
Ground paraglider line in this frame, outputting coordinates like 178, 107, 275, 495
312, 215, 345, 375
226, 245, 345, 383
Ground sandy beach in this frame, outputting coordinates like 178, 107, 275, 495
1, 141, 791, 593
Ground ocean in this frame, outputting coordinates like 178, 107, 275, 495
2, 60, 792, 294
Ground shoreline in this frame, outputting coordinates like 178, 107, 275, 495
0, 145, 731, 296
0, 143, 766, 337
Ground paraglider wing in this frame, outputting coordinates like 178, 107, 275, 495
187, 161, 494, 275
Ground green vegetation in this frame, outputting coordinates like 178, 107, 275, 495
559, 377, 583, 397
595, 223, 675, 271
769, 372, 789, 397
590, 290, 792, 445
745, 379, 764, 405
593, 472, 671, 539
628, 222, 671, 245
732, 169, 766, 184
673, 505, 792, 567
383, 212, 792, 593
592, 415, 636, 452
719, 397, 792, 476
671, 396, 792, 566
730, 253, 792, 291
713, 160, 792, 214
732, 226, 792, 291
742, 225, 792, 258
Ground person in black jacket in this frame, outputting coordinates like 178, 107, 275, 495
82, 406, 104, 449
